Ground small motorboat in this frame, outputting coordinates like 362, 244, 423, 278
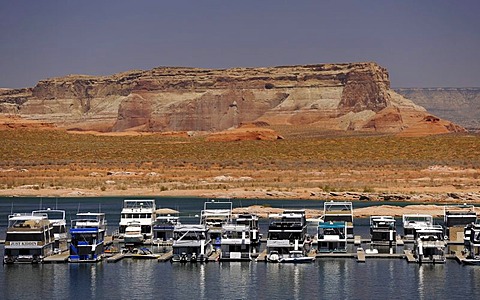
462, 257, 480, 266
279, 250, 315, 263
267, 250, 281, 263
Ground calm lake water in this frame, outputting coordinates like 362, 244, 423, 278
1, 196, 479, 299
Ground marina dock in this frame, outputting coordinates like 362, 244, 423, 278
255, 249, 268, 262
356, 248, 366, 262
404, 250, 416, 263
208, 251, 220, 262
43, 252, 69, 263
157, 251, 173, 262
455, 251, 466, 264
354, 236, 362, 246
107, 253, 125, 263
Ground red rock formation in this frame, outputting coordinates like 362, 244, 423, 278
0, 62, 465, 135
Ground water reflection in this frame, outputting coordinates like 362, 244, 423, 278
417, 263, 447, 300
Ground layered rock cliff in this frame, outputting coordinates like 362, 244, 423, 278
0, 62, 464, 135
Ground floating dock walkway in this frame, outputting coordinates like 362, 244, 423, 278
157, 251, 173, 262
43, 252, 69, 263
107, 253, 125, 263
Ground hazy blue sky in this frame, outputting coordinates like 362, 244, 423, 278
1, 0, 479, 88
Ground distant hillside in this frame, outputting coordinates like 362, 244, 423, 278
395, 88, 480, 131
0, 62, 465, 136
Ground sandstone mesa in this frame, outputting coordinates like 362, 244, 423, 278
0, 62, 464, 136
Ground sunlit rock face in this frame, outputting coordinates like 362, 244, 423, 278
0, 62, 464, 135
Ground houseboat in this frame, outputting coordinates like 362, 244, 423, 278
3, 213, 55, 264
69, 212, 106, 262
370, 216, 397, 252
153, 208, 180, 242
118, 199, 156, 244
322, 201, 354, 238
235, 213, 260, 245
413, 225, 446, 264
402, 214, 433, 241
219, 224, 252, 261
463, 223, 480, 265
171, 224, 212, 263
317, 221, 348, 253
266, 210, 307, 262
200, 200, 232, 248
32, 209, 68, 254
444, 204, 477, 242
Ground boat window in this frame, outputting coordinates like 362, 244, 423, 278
6, 233, 44, 241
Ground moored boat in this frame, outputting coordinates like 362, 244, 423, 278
317, 221, 347, 253
32, 208, 68, 254
119, 199, 156, 244
279, 250, 315, 263
266, 210, 307, 261
462, 223, 480, 265
153, 208, 180, 242
219, 224, 252, 261
370, 215, 397, 253
200, 200, 232, 248
69, 212, 106, 263
3, 213, 55, 264
171, 224, 212, 263
402, 214, 433, 241
413, 225, 446, 264
235, 213, 260, 245
322, 201, 354, 238
124, 221, 144, 244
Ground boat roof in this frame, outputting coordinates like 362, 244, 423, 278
323, 201, 353, 214
402, 214, 433, 219
236, 213, 258, 220
155, 208, 179, 215
370, 216, 396, 222
319, 221, 346, 229
76, 212, 105, 217
269, 212, 305, 219
122, 199, 156, 209
32, 209, 66, 220
174, 224, 207, 232
8, 213, 47, 221
223, 224, 249, 231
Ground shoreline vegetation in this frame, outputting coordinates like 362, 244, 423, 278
1, 118, 480, 218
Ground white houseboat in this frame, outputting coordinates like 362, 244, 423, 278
463, 223, 480, 265
413, 225, 446, 264
235, 213, 260, 245
266, 210, 307, 262
200, 200, 232, 248
32, 209, 68, 254
3, 213, 55, 264
69, 212, 106, 262
219, 224, 252, 261
444, 204, 477, 242
317, 221, 348, 253
402, 214, 433, 241
322, 201, 354, 238
118, 199, 156, 244
171, 224, 212, 263
370, 216, 397, 252
153, 208, 180, 242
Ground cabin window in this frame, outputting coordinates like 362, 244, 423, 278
6, 233, 43, 241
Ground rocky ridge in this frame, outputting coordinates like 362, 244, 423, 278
395, 88, 480, 131
0, 62, 464, 135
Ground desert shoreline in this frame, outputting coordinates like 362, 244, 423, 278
1, 186, 479, 218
